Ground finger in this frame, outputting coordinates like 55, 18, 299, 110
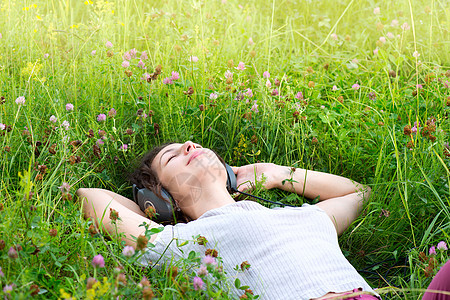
237, 182, 251, 192
231, 166, 239, 174
238, 185, 247, 192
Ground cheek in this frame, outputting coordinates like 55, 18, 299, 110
159, 166, 175, 189
163, 171, 202, 201
160, 159, 188, 189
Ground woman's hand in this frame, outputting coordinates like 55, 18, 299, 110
231, 163, 280, 192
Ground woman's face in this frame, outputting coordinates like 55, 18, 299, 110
151, 141, 227, 208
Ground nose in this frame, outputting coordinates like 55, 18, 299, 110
182, 141, 196, 154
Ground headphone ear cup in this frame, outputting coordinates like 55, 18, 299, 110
225, 163, 237, 193
136, 187, 175, 223
132, 184, 139, 204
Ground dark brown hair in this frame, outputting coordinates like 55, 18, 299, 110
129, 142, 174, 191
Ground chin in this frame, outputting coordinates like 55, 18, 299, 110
188, 150, 227, 184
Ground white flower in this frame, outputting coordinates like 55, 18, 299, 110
401, 22, 410, 30
50, 115, 57, 123
188, 56, 199, 62
209, 93, 218, 100
413, 51, 420, 58
224, 70, 233, 79
122, 245, 135, 257
15, 96, 25, 105
62, 120, 70, 130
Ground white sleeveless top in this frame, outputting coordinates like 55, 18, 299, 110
140, 201, 379, 299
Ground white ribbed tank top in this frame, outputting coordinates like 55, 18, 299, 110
141, 201, 378, 300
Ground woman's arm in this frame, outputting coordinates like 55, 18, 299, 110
270, 165, 369, 201
77, 188, 162, 246
97, 188, 147, 217
273, 166, 371, 235
232, 163, 371, 235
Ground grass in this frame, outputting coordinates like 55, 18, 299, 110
0, 0, 450, 298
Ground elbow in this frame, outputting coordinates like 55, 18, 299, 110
365, 185, 372, 196
76, 188, 88, 197
76, 188, 91, 216
76, 188, 95, 202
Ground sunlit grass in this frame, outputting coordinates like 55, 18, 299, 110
0, 0, 449, 298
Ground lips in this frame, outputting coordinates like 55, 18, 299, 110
187, 150, 203, 165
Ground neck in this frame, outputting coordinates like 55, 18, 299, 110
181, 187, 235, 220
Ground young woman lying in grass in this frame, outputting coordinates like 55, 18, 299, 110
77, 141, 449, 300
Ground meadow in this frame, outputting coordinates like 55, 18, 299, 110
0, 0, 449, 298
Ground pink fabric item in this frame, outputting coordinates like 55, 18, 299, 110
338, 288, 379, 299
423, 260, 450, 300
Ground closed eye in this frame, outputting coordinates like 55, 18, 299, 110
167, 155, 176, 164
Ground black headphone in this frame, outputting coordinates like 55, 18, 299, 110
132, 163, 237, 223
132, 163, 294, 223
